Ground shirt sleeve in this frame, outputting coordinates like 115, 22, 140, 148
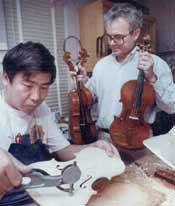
86, 60, 102, 99
35, 103, 70, 153
152, 55, 175, 114
46, 118, 70, 153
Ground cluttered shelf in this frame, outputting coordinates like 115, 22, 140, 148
158, 50, 175, 80
158, 50, 175, 56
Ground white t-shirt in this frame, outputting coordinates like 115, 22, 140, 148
0, 92, 70, 152
87, 47, 173, 129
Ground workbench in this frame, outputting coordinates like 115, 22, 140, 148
1, 148, 174, 206
88, 147, 175, 206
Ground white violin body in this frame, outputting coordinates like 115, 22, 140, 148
27, 147, 125, 206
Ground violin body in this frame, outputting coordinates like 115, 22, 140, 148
69, 84, 97, 144
110, 77, 155, 149
79, 84, 97, 144
27, 147, 125, 206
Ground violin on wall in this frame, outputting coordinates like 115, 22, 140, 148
63, 36, 97, 145
110, 35, 155, 149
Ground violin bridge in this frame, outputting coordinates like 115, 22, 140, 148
129, 116, 139, 120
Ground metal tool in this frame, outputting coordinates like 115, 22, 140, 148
21, 161, 81, 194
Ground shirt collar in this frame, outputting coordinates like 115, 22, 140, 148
112, 46, 138, 65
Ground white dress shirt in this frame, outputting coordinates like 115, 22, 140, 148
87, 47, 174, 129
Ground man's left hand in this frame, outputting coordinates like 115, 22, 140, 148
138, 51, 157, 83
90, 140, 120, 157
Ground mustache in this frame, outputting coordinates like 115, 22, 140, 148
27, 101, 42, 106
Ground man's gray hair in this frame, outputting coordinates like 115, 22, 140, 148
104, 3, 143, 32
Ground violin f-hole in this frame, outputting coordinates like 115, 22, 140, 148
79, 175, 92, 188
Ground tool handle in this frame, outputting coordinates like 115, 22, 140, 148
154, 168, 175, 185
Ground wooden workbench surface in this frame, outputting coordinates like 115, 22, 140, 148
88, 148, 175, 206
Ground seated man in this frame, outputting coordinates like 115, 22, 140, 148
0, 149, 31, 197
0, 41, 120, 198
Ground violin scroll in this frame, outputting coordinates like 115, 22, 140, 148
137, 34, 152, 53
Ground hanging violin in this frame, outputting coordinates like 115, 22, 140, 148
63, 36, 97, 145
110, 35, 155, 149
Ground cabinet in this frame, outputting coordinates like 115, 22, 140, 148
79, 0, 157, 72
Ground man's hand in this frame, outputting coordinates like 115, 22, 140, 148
0, 149, 31, 197
76, 63, 88, 83
90, 140, 120, 157
138, 51, 157, 83
70, 63, 88, 90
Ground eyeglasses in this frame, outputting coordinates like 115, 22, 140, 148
103, 31, 132, 45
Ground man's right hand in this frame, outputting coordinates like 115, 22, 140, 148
0, 149, 31, 197
76, 63, 88, 83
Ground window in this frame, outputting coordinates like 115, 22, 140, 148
0, 0, 7, 51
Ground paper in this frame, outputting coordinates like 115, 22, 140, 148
143, 127, 175, 170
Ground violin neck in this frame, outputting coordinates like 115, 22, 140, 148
76, 80, 86, 121
133, 70, 145, 108
77, 81, 83, 108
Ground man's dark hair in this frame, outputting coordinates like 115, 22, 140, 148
2, 41, 56, 84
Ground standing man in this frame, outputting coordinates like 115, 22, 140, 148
83, 3, 175, 140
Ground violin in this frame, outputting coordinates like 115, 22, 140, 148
109, 35, 155, 149
26, 147, 125, 206
63, 36, 97, 144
